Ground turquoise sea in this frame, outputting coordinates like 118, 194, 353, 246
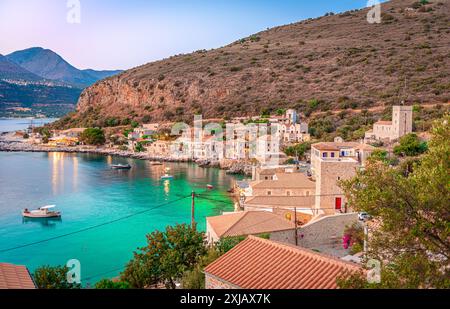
0, 152, 236, 285
0, 118, 58, 133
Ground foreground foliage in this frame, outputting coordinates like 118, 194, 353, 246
33, 265, 81, 289
121, 224, 206, 289
339, 115, 450, 288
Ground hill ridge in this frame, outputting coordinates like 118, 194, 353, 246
56, 0, 449, 128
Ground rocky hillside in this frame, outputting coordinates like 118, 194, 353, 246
58, 0, 449, 128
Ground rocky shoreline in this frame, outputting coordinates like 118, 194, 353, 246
0, 137, 254, 176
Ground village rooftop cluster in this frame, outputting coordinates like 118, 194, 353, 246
0, 105, 417, 289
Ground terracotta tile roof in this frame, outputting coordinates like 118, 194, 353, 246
312, 142, 375, 152
258, 168, 284, 175
204, 236, 362, 289
207, 211, 295, 238
245, 196, 315, 208
375, 120, 392, 126
0, 263, 36, 289
252, 173, 315, 189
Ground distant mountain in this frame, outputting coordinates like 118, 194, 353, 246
0, 47, 122, 117
81, 69, 123, 81
0, 54, 43, 81
6, 47, 122, 88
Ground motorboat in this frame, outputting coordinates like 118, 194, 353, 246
161, 174, 174, 180
160, 167, 174, 180
207, 184, 214, 190
22, 205, 61, 218
111, 164, 132, 170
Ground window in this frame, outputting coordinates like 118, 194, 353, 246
267, 191, 272, 196
286, 191, 291, 196
331, 152, 335, 158
322, 152, 328, 158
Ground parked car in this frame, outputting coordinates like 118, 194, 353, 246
358, 212, 372, 222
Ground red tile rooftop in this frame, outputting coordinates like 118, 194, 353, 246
0, 263, 36, 289
207, 211, 295, 238
204, 236, 362, 289
375, 120, 393, 125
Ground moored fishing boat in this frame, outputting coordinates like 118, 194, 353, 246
111, 164, 132, 170
22, 205, 61, 218
160, 167, 174, 180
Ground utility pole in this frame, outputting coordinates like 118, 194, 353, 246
363, 223, 369, 256
294, 207, 298, 246
191, 191, 196, 230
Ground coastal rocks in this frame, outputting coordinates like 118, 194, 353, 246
1, 135, 250, 175
195, 159, 221, 168
225, 160, 253, 176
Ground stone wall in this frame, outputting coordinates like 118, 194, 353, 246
271, 213, 358, 256
315, 159, 359, 215
297, 213, 358, 248
205, 274, 239, 289
252, 187, 313, 197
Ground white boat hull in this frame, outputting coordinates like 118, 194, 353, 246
22, 211, 61, 218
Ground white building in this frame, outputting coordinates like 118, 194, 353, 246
365, 106, 413, 142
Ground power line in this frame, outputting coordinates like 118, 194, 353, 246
0, 195, 191, 254
83, 267, 125, 283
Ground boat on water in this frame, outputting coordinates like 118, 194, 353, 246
161, 174, 174, 180
111, 164, 132, 170
22, 205, 61, 219
160, 167, 174, 180
150, 161, 163, 166
207, 184, 214, 190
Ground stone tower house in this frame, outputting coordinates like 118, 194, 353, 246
392, 106, 413, 140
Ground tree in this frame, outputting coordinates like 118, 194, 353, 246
134, 141, 145, 152
95, 279, 130, 289
276, 108, 285, 116
131, 121, 140, 129
339, 116, 450, 288
181, 249, 221, 289
393, 133, 428, 157
121, 224, 206, 289
368, 149, 398, 166
216, 236, 247, 255
33, 265, 81, 289
284, 142, 311, 160
342, 223, 364, 255
80, 128, 106, 145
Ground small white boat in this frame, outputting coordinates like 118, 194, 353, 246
150, 161, 163, 166
161, 174, 174, 180
22, 205, 61, 218
207, 184, 214, 190
160, 167, 174, 180
111, 164, 132, 170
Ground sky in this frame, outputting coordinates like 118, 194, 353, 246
0, 0, 378, 70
